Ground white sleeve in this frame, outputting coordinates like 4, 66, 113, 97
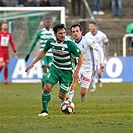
85, 38, 104, 64
102, 32, 109, 43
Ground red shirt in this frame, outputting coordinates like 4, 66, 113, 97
0, 30, 16, 52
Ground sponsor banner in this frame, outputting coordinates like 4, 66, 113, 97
0, 57, 133, 83
102, 56, 133, 82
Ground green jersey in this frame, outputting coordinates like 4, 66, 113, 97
29, 28, 54, 56
44, 37, 81, 70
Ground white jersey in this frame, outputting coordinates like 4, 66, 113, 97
74, 36, 104, 70
74, 36, 104, 88
85, 31, 108, 66
85, 30, 108, 52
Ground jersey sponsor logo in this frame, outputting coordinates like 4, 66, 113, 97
55, 49, 63, 54
82, 77, 90, 82
92, 41, 95, 44
52, 48, 65, 55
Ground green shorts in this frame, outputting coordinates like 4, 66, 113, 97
45, 65, 73, 94
41, 56, 53, 67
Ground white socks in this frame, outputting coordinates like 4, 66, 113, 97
68, 90, 74, 102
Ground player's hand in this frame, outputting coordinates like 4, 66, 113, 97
14, 52, 18, 58
100, 64, 104, 72
25, 63, 34, 72
98, 64, 104, 77
25, 54, 30, 62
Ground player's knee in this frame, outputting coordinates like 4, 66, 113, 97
59, 92, 67, 100
43, 84, 52, 93
42, 66, 47, 73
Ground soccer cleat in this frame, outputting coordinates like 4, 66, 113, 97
81, 95, 86, 102
4, 81, 11, 85
90, 88, 96, 92
38, 110, 48, 117
98, 79, 102, 88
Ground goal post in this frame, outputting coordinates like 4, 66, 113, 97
0, 7, 65, 24
0, 7, 65, 57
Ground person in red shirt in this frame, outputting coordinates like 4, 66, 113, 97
0, 22, 18, 84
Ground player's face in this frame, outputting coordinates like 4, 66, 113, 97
71, 26, 82, 41
89, 24, 96, 33
55, 28, 66, 43
1, 23, 8, 32
44, 20, 51, 28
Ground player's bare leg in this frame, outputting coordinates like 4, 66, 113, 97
41, 65, 48, 89
80, 87, 88, 102
4, 64, 11, 85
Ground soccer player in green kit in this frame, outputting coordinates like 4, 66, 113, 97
25, 18, 54, 88
25, 24, 84, 116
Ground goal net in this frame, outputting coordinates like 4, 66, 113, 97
0, 7, 65, 57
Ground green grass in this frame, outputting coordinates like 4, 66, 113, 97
0, 83, 133, 133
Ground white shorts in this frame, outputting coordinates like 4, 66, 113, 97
80, 68, 92, 89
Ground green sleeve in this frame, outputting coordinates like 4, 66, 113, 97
28, 30, 41, 54
69, 41, 81, 57
43, 38, 52, 51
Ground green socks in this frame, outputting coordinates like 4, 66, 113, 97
42, 92, 51, 113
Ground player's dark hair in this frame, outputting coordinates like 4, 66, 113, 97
70, 23, 82, 32
0, 22, 8, 29
53, 24, 66, 33
89, 21, 96, 25
44, 18, 50, 21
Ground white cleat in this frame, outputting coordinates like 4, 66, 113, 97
90, 87, 96, 92
38, 111, 48, 117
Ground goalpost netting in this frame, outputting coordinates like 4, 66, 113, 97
0, 7, 65, 57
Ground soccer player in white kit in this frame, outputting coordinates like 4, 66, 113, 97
68, 24, 104, 101
85, 21, 110, 92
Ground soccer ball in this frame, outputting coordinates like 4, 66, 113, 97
60, 100, 75, 114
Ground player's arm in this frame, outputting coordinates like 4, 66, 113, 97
25, 30, 41, 62
102, 32, 109, 61
9, 33, 18, 58
25, 50, 47, 72
25, 38, 51, 72
104, 41, 110, 61
86, 38, 104, 71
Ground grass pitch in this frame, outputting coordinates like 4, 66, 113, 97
0, 82, 133, 133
